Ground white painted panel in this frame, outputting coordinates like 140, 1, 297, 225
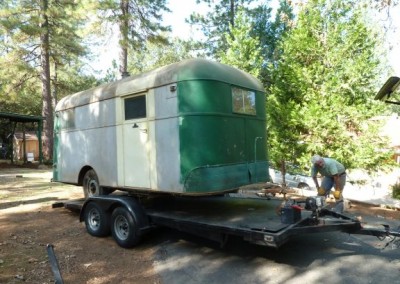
146, 89, 157, 190
123, 120, 151, 188
156, 84, 177, 118
76, 99, 116, 129
57, 85, 182, 192
154, 84, 182, 192
122, 92, 151, 188
155, 117, 181, 191
57, 99, 119, 186
58, 127, 118, 186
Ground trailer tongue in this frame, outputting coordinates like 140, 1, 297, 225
53, 194, 400, 249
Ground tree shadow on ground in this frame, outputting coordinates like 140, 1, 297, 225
0, 197, 62, 210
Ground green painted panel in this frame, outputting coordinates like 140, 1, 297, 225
178, 80, 265, 119
179, 80, 231, 113
180, 115, 247, 168
176, 59, 264, 92
178, 80, 268, 193
52, 115, 60, 181
184, 162, 268, 193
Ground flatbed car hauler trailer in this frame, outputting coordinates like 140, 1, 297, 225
54, 194, 400, 249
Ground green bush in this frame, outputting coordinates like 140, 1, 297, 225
392, 182, 400, 200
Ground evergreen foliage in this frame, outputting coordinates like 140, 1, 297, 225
94, 0, 171, 77
218, 9, 262, 78
187, 0, 258, 57
0, 0, 91, 103
251, 1, 294, 85
267, 0, 392, 172
0, 0, 398, 171
0, 0, 94, 159
127, 37, 204, 74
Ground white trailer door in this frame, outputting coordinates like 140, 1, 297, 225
122, 94, 151, 188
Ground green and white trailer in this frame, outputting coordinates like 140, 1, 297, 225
53, 59, 269, 197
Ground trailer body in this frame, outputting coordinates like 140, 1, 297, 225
53, 59, 268, 196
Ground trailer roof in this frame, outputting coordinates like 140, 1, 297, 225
56, 59, 265, 111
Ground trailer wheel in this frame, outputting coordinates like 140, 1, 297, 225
83, 169, 103, 198
83, 202, 110, 237
111, 207, 142, 248
298, 183, 311, 191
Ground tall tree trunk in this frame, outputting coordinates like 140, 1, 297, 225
230, 0, 235, 27
40, 0, 53, 161
52, 61, 57, 110
119, 0, 130, 78
228, 0, 235, 40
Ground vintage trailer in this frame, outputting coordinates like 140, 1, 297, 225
53, 59, 269, 197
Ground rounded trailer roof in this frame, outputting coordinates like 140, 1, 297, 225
56, 59, 264, 111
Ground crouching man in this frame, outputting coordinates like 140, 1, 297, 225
311, 155, 346, 213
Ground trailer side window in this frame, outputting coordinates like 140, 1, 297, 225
60, 109, 75, 129
124, 95, 146, 120
232, 87, 256, 115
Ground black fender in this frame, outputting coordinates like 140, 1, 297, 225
79, 195, 150, 232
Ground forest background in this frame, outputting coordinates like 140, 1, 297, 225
0, 0, 399, 175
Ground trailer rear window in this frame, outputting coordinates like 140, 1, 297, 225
232, 87, 256, 115
124, 95, 146, 120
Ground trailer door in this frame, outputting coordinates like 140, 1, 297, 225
122, 94, 151, 188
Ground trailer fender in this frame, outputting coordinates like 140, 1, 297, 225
79, 196, 149, 231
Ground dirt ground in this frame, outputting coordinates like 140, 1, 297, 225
0, 164, 161, 284
0, 164, 399, 284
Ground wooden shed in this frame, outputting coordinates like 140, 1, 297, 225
13, 131, 40, 161
0, 112, 44, 163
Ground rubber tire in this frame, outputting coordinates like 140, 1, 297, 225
83, 169, 105, 198
111, 207, 142, 248
298, 183, 311, 191
83, 202, 111, 237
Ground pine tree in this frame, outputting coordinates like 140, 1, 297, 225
188, 0, 258, 56
267, 0, 392, 171
0, 0, 90, 160
94, 0, 170, 78
127, 37, 204, 74
218, 9, 262, 78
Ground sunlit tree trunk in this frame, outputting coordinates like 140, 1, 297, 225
119, 0, 130, 78
40, 0, 53, 161
230, 0, 235, 27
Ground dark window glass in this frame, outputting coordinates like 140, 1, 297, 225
124, 95, 146, 120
